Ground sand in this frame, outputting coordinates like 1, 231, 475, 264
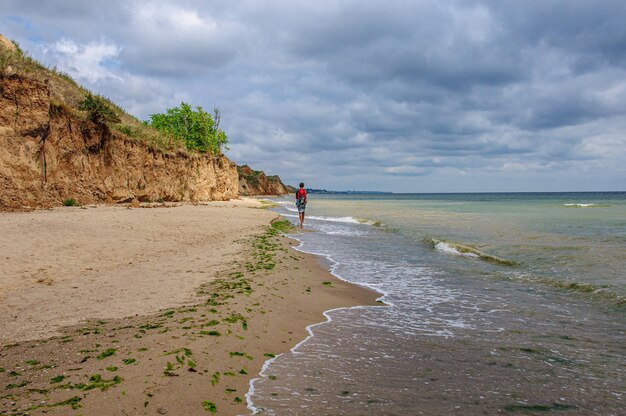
0, 199, 379, 415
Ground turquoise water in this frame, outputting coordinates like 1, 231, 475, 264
249, 192, 625, 415
303, 192, 626, 304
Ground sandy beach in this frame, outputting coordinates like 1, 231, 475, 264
0, 200, 379, 415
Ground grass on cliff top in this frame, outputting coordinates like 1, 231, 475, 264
0, 38, 187, 153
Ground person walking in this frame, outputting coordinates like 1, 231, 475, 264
295, 183, 307, 228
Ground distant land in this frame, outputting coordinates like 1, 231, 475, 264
306, 189, 393, 195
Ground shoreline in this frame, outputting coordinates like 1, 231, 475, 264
0, 200, 379, 415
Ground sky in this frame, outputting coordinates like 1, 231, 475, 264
1, 0, 625, 192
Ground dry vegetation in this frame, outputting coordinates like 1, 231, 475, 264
0, 37, 187, 153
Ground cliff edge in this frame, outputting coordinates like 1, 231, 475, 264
0, 35, 239, 209
238, 165, 295, 196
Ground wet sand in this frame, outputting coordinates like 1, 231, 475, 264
0, 200, 378, 415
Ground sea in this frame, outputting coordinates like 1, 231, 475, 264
247, 192, 625, 415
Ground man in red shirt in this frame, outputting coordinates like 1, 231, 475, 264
295, 182, 307, 228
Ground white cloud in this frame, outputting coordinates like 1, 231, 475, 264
2, 0, 625, 191
47, 39, 121, 83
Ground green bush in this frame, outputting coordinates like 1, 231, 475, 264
146, 103, 228, 154
114, 124, 135, 137
78, 93, 120, 125
62, 198, 79, 206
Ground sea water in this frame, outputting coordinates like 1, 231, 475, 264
248, 192, 625, 415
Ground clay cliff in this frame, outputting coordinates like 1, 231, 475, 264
0, 74, 239, 209
238, 165, 295, 196
0, 35, 241, 209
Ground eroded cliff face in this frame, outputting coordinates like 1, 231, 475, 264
0, 74, 239, 209
237, 164, 295, 196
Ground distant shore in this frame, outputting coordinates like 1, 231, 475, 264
0, 199, 378, 415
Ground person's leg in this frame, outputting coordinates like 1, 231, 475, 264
299, 212, 304, 228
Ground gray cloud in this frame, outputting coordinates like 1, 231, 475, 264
1, 0, 625, 191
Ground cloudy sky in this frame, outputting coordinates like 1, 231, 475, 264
2, 0, 625, 192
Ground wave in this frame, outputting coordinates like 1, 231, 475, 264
283, 213, 381, 226
425, 238, 517, 266
498, 272, 625, 308
563, 203, 608, 208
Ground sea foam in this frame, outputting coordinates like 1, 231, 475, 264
427, 238, 517, 266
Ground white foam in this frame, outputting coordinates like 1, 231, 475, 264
435, 241, 479, 258
307, 215, 362, 223
564, 203, 596, 207
246, 233, 389, 414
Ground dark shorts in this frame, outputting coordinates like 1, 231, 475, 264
297, 203, 306, 213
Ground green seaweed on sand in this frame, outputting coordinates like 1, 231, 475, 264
50, 375, 65, 383
96, 348, 117, 360
199, 330, 221, 336
224, 313, 248, 330
24, 360, 40, 366
139, 322, 162, 330
78, 326, 101, 335
270, 219, 293, 233
202, 400, 217, 413
230, 351, 253, 360
28, 388, 49, 394
211, 372, 220, 386
51, 395, 82, 410
6, 380, 29, 389
82, 374, 122, 391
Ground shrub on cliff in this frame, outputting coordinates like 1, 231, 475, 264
146, 103, 228, 155
78, 93, 121, 125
